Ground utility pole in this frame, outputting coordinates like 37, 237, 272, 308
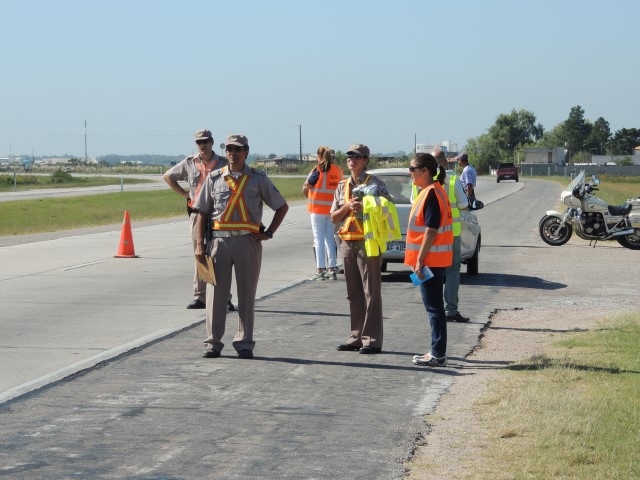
84, 120, 88, 162
298, 124, 302, 163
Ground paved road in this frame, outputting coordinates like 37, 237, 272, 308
5, 178, 601, 479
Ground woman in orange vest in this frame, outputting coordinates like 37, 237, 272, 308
404, 153, 454, 367
302, 146, 343, 280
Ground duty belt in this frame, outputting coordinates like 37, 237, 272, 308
211, 229, 253, 238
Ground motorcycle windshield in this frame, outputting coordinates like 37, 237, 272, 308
563, 170, 585, 196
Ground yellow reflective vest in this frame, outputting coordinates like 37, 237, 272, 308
362, 195, 402, 257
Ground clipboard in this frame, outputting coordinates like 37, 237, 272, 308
197, 256, 217, 285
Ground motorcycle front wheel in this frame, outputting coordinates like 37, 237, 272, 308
539, 215, 572, 246
616, 229, 640, 250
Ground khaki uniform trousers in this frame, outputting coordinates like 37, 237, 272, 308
204, 234, 262, 354
340, 239, 383, 349
189, 213, 206, 303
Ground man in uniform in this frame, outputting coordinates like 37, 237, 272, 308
193, 134, 289, 359
330, 143, 390, 355
163, 129, 234, 311
433, 149, 470, 323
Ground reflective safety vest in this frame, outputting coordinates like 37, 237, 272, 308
447, 175, 461, 237
404, 183, 453, 268
337, 175, 371, 241
362, 196, 402, 257
413, 176, 461, 236
212, 168, 261, 232
307, 164, 343, 215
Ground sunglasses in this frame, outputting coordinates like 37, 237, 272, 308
196, 139, 211, 145
225, 145, 246, 153
347, 155, 365, 161
408, 165, 425, 172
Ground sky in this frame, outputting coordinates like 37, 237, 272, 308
2, 0, 639, 159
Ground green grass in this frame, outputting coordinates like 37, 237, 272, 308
459, 314, 640, 479
531, 175, 640, 205
0, 177, 306, 236
0, 173, 153, 192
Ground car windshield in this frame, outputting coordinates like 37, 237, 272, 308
378, 174, 412, 205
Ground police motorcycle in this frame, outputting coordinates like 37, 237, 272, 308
538, 170, 640, 250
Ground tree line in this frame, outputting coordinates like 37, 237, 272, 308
464, 106, 639, 174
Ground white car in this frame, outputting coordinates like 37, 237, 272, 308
367, 167, 481, 275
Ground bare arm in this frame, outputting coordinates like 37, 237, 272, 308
163, 172, 189, 199
256, 203, 289, 241
194, 212, 207, 262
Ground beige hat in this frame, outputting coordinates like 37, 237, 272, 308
225, 134, 249, 147
346, 143, 370, 157
195, 129, 213, 141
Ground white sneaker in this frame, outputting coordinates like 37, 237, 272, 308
412, 352, 447, 367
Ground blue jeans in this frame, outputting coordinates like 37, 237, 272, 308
444, 236, 461, 316
419, 266, 447, 358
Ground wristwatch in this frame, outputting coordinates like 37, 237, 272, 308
260, 225, 273, 239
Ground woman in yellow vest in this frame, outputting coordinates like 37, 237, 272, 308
404, 153, 454, 367
303, 146, 344, 280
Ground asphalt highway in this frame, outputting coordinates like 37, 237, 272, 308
7, 177, 619, 479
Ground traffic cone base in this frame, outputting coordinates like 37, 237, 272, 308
114, 210, 139, 258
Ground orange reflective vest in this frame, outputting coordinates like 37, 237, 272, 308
212, 168, 261, 233
307, 164, 343, 215
404, 183, 453, 268
337, 175, 371, 241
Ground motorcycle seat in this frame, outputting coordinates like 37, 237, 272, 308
608, 204, 632, 216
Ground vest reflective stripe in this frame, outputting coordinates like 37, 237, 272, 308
338, 175, 371, 241
448, 174, 461, 236
212, 169, 260, 233
362, 196, 402, 256
404, 183, 453, 268
307, 164, 342, 214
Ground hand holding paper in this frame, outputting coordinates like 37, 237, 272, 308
197, 256, 217, 285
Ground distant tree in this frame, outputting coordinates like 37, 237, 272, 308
486, 109, 544, 156
268, 154, 277, 159
615, 156, 634, 166
465, 109, 542, 173
607, 127, 640, 155
464, 134, 502, 174
587, 117, 611, 155
562, 106, 592, 158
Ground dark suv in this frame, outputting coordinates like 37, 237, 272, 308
496, 162, 518, 182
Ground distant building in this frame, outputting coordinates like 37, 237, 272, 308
416, 141, 459, 154
524, 147, 567, 165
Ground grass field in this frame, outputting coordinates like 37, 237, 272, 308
0, 172, 154, 192
0, 177, 306, 237
459, 315, 640, 479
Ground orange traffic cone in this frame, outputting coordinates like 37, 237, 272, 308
114, 210, 139, 258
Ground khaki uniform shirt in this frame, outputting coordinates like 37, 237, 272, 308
194, 165, 286, 226
165, 152, 227, 201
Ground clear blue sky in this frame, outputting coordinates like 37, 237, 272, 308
2, 0, 638, 158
